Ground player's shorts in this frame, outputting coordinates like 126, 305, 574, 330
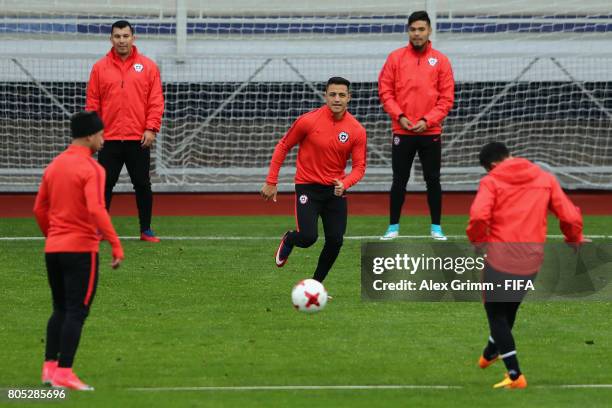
294, 183, 347, 240
45, 252, 100, 312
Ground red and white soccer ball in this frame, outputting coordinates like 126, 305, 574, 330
291, 279, 328, 313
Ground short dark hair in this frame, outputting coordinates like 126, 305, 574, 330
408, 11, 431, 26
325, 76, 350, 92
479, 142, 510, 170
70, 111, 104, 139
111, 20, 134, 35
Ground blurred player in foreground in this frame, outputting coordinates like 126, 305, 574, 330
34, 111, 124, 391
261, 77, 367, 284
467, 142, 584, 389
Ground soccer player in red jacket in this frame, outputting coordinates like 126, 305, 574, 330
261, 77, 367, 283
34, 111, 124, 391
86, 20, 164, 242
378, 11, 454, 241
467, 142, 584, 389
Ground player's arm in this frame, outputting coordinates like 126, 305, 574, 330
142, 65, 164, 147
548, 175, 584, 243
340, 128, 367, 191
85, 64, 100, 113
84, 165, 124, 268
466, 177, 495, 243
33, 174, 50, 237
378, 55, 410, 129
422, 56, 455, 129
261, 115, 309, 201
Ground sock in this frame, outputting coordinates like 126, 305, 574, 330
483, 336, 499, 360
500, 351, 521, 380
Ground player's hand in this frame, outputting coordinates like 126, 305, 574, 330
333, 179, 345, 196
410, 119, 428, 133
111, 247, 124, 269
260, 183, 278, 202
398, 115, 412, 130
141, 130, 156, 148
567, 238, 592, 253
111, 257, 122, 269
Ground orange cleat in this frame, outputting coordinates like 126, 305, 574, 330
42, 360, 58, 385
140, 229, 161, 243
51, 367, 94, 391
479, 354, 499, 369
493, 373, 527, 389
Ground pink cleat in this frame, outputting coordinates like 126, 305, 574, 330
51, 367, 94, 391
140, 229, 161, 243
42, 360, 58, 385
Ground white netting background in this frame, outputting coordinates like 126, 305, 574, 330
0, 0, 611, 191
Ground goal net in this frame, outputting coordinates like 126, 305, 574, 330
1, 1, 611, 191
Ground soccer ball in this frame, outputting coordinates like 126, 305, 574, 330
291, 279, 328, 313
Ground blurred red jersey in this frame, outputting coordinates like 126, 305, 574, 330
33, 145, 123, 259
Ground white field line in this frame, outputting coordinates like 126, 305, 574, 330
128, 383, 612, 392
128, 384, 461, 391
549, 384, 612, 389
1, 234, 610, 241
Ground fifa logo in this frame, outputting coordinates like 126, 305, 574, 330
505, 280, 535, 291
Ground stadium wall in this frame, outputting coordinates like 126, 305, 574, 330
1, 192, 611, 217
2, 0, 610, 15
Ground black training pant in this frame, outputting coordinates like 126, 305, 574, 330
98, 140, 153, 232
45, 252, 99, 368
286, 184, 347, 283
483, 264, 535, 359
389, 134, 442, 225
484, 301, 521, 357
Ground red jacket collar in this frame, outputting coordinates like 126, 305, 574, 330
107, 45, 139, 64
323, 104, 347, 122
67, 144, 94, 157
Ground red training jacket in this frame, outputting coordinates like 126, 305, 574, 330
266, 105, 367, 189
378, 41, 455, 136
86, 46, 164, 141
33, 144, 124, 259
467, 158, 583, 274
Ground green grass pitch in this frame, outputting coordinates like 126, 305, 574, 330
1, 215, 611, 407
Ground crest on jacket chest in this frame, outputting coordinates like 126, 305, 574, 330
338, 131, 349, 143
